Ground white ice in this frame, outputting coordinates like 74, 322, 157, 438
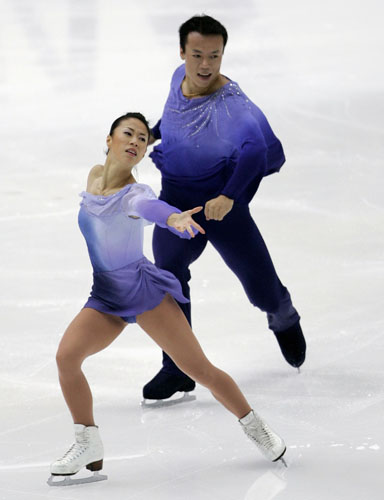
0, 0, 383, 498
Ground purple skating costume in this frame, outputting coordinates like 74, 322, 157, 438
78, 183, 189, 323
150, 64, 285, 203
149, 64, 299, 334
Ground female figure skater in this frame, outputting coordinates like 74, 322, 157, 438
49, 112, 286, 484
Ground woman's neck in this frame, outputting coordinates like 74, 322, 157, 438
98, 160, 135, 195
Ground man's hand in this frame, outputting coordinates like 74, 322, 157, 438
204, 195, 234, 221
148, 133, 157, 145
167, 207, 206, 238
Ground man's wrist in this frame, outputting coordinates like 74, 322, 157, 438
219, 194, 234, 202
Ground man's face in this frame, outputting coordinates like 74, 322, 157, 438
180, 32, 224, 92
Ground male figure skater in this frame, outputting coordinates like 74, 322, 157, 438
144, 15, 306, 401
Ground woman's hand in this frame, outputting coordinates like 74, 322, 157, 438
204, 195, 234, 221
167, 207, 206, 238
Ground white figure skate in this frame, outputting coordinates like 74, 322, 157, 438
239, 410, 287, 465
47, 424, 107, 486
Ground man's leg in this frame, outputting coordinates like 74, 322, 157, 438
142, 223, 208, 400
206, 203, 306, 368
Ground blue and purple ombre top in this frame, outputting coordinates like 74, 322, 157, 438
78, 183, 189, 322
150, 64, 285, 203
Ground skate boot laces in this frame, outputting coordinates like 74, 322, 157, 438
240, 410, 286, 462
55, 442, 88, 465
246, 421, 275, 449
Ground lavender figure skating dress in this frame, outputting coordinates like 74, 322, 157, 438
78, 183, 189, 323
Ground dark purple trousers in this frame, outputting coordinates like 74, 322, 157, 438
153, 174, 300, 374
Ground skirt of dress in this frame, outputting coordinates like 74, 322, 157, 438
83, 256, 189, 323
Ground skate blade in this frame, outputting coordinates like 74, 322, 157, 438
47, 471, 108, 487
141, 391, 196, 409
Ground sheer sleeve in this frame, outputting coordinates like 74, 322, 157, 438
122, 184, 193, 239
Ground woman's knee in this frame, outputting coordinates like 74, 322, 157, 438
182, 360, 215, 387
55, 345, 83, 374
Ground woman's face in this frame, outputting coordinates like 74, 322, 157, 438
106, 118, 148, 166
180, 32, 224, 93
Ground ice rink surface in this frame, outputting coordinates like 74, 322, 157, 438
1, 0, 383, 498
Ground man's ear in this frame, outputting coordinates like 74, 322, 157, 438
180, 47, 186, 60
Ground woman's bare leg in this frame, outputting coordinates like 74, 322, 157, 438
137, 294, 251, 419
56, 308, 126, 426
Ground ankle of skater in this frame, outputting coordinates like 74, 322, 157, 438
73, 417, 96, 427
238, 406, 252, 420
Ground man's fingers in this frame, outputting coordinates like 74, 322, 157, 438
203, 198, 233, 222
204, 203, 227, 221
211, 208, 220, 221
204, 203, 210, 220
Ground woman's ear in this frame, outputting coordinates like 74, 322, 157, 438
106, 134, 112, 148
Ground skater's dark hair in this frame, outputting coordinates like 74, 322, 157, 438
109, 112, 150, 138
179, 15, 228, 52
